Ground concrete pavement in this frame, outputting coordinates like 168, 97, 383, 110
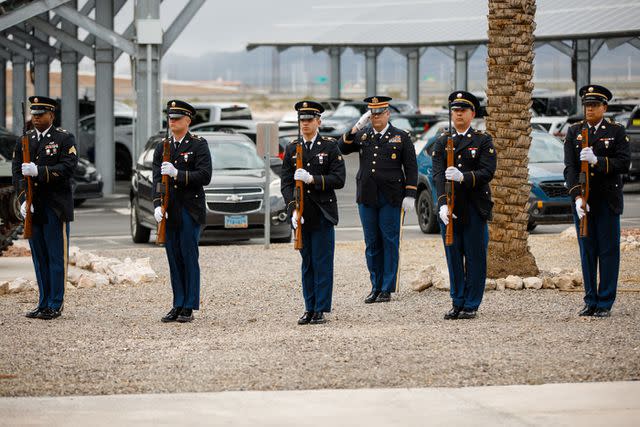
0, 381, 638, 426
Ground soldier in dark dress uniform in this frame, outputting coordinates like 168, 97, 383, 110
431, 91, 496, 320
338, 96, 418, 304
12, 96, 78, 320
153, 100, 212, 323
281, 101, 346, 325
564, 85, 630, 318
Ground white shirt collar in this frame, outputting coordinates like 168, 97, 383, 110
589, 120, 603, 131
374, 123, 390, 137
36, 125, 53, 140
172, 133, 187, 144
454, 126, 471, 137
304, 132, 319, 148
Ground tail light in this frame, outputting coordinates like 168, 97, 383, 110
423, 124, 431, 133
278, 151, 284, 160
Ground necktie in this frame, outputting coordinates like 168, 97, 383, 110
374, 133, 382, 144
305, 140, 312, 150
37, 133, 42, 142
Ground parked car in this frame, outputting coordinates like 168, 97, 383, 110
396, 113, 448, 137
531, 90, 576, 116
129, 131, 291, 244
191, 120, 298, 144
189, 102, 253, 126
0, 126, 103, 206
625, 106, 640, 180
531, 116, 569, 138
76, 112, 135, 180
415, 129, 571, 233
390, 100, 420, 114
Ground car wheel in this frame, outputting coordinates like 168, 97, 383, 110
74, 198, 86, 207
116, 145, 132, 181
527, 221, 537, 232
417, 189, 439, 234
130, 199, 151, 243
271, 231, 292, 243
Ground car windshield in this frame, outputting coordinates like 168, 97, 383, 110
529, 132, 564, 163
209, 140, 264, 170
332, 105, 364, 118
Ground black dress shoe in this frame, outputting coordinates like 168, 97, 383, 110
37, 307, 61, 320
444, 306, 462, 320
161, 307, 181, 323
177, 308, 194, 323
458, 309, 477, 319
376, 292, 391, 303
578, 305, 596, 317
25, 307, 43, 319
364, 291, 380, 304
593, 308, 611, 318
310, 312, 327, 324
297, 311, 314, 325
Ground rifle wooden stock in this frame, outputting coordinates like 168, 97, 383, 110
156, 139, 171, 245
22, 134, 33, 239
445, 134, 455, 246
293, 141, 304, 250
579, 126, 590, 238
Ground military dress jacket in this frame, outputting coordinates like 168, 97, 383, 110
153, 132, 213, 227
281, 134, 346, 228
563, 119, 630, 215
338, 124, 417, 207
12, 127, 78, 223
431, 128, 497, 222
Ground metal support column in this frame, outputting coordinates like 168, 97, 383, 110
11, 32, 26, 135
574, 39, 591, 111
406, 48, 420, 107
271, 47, 280, 94
328, 47, 342, 99
0, 60, 5, 128
33, 12, 50, 95
454, 46, 470, 91
134, 0, 161, 164
60, 0, 78, 137
95, 0, 115, 194
365, 48, 379, 97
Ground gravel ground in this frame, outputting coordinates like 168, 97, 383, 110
1, 235, 639, 397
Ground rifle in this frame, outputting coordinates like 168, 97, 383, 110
293, 115, 304, 250
445, 105, 455, 246
579, 118, 590, 238
156, 117, 171, 245
21, 102, 33, 239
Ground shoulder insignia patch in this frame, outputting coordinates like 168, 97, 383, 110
68, 146, 77, 155
56, 127, 68, 133
322, 136, 336, 142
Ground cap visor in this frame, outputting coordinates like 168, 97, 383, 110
30, 109, 47, 115
298, 114, 317, 120
369, 107, 388, 114
168, 113, 186, 119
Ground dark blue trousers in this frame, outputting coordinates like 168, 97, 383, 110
358, 192, 402, 293
165, 208, 201, 310
29, 205, 69, 310
573, 199, 620, 310
300, 215, 335, 313
439, 204, 488, 311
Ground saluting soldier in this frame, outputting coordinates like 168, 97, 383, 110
154, 100, 212, 323
11, 96, 78, 320
564, 85, 630, 318
281, 101, 346, 325
338, 96, 417, 304
431, 91, 496, 320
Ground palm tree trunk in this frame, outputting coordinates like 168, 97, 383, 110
486, 0, 539, 278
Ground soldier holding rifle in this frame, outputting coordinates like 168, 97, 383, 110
564, 85, 630, 318
431, 91, 496, 320
153, 100, 212, 323
281, 101, 345, 325
11, 96, 78, 320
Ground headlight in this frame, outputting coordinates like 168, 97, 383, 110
269, 178, 283, 198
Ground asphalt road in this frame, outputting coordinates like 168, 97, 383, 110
69, 156, 640, 251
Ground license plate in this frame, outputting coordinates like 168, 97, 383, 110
224, 215, 248, 229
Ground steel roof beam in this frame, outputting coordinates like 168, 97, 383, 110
161, 0, 204, 56
29, 15, 94, 59
0, 0, 72, 32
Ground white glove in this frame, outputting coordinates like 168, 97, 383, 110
402, 197, 415, 212
161, 162, 178, 178
20, 201, 33, 219
354, 111, 372, 131
439, 205, 457, 226
294, 168, 314, 184
580, 147, 598, 165
445, 166, 464, 183
291, 209, 304, 230
154, 206, 167, 223
22, 162, 38, 177
575, 197, 590, 220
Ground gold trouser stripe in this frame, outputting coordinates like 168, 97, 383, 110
395, 208, 405, 293
471, 171, 476, 187
186, 170, 189, 186
606, 157, 609, 174
46, 166, 50, 183
321, 175, 325, 191
62, 221, 68, 295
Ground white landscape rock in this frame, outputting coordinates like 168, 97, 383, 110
505, 275, 524, 290
433, 270, 449, 291
496, 278, 506, 291
411, 265, 436, 292
0, 281, 9, 296
68, 246, 81, 266
8, 277, 35, 294
485, 279, 497, 291
542, 276, 556, 289
523, 277, 543, 290
556, 276, 575, 291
